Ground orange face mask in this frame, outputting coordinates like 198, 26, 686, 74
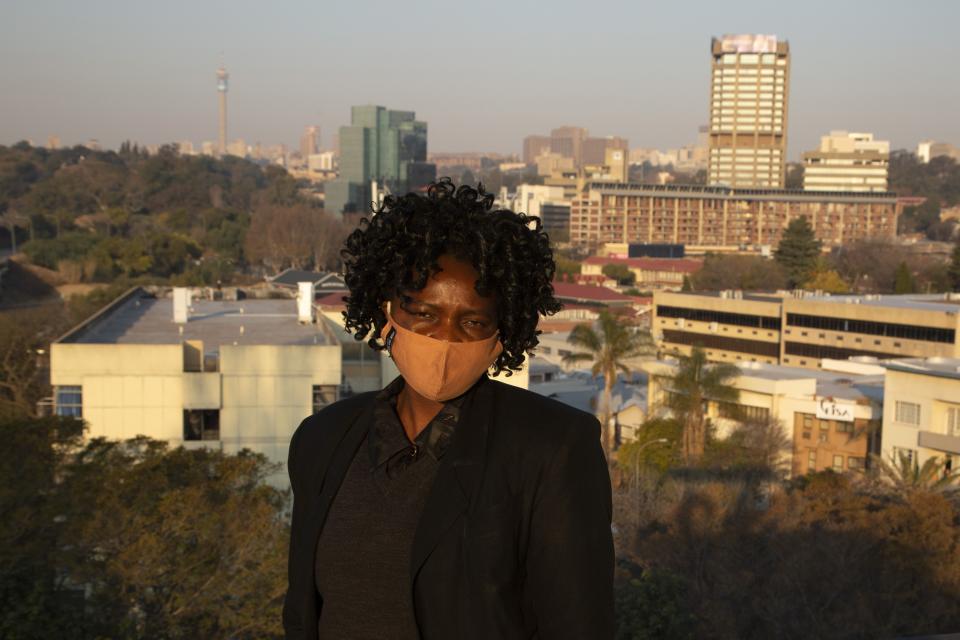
380, 303, 503, 402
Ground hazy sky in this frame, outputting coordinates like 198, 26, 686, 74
2, 0, 958, 159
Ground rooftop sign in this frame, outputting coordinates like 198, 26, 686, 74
718, 34, 778, 54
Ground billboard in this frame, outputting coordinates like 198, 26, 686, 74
718, 34, 778, 54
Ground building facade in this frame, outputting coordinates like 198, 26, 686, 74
326, 105, 435, 215
708, 34, 790, 188
570, 182, 900, 250
653, 290, 960, 369
802, 131, 889, 192
51, 287, 345, 485
643, 358, 882, 477
881, 358, 960, 471
580, 256, 702, 290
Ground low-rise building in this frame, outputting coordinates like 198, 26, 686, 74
580, 256, 702, 290
642, 358, 883, 476
653, 290, 960, 369
880, 358, 960, 470
51, 287, 344, 484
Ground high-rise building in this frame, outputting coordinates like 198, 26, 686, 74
582, 136, 629, 166
523, 135, 551, 164
550, 126, 588, 167
47, 135, 61, 150
707, 34, 790, 188
300, 125, 320, 158
802, 131, 889, 192
325, 105, 435, 215
217, 65, 229, 156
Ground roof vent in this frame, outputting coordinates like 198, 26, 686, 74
173, 287, 191, 324
297, 281, 315, 324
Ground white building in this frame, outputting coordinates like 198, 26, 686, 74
642, 358, 883, 476
880, 358, 960, 470
51, 287, 344, 484
802, 131, 890, 192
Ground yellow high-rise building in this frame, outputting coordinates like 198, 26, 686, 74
708, 34, 790, 188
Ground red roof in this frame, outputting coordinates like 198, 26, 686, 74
315, 291, 348, 306
582, 256, 702, 273
552, 281, 633, 303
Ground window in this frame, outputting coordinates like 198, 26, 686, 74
893, 447, 916, 466
802, 430, 811, 440
832, 455, 844, 472
183, 410, 220, 441
947, 407, 960, 436
55, 385, 83, 417
835, 421, 854, 434
808, 450, 817, 472
313, 384, 339, 413
895, 401, 921, 426
848, 457, 865, 470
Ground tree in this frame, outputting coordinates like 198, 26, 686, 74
870, 451, 960, 495
689, 254, 787, 292
0, 417, 290, 639
949, 242, 960, 292
784, 162, 804, 189
602, 263, 636, 286
774, 216, 822, 288
893, 261, 918, 294
804, 258, 850, 294
563, 311, 655, 458
660, 346, 740, 464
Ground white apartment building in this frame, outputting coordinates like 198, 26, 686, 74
802, 131, 890, 192
881, 358, 960, 470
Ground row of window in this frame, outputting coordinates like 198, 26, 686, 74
808, 451, 865, 473
894, 401, 960, 436
658, 305, 781, 329
784, 341, 900, 361
662, 329, 781, 358
55, 384, 342, 441
787, 313, 956, 344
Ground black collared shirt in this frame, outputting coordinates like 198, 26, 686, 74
314, 375, 470, 640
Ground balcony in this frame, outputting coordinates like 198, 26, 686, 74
917, 431, 960, 456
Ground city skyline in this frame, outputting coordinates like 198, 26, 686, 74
1, 0, 959, 158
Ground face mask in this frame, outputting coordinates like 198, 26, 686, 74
380, 303, 503, 402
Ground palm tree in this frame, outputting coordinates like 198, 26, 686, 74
871, 451, 960, 494
660, 346, 740, 465
562, 310, 654, 458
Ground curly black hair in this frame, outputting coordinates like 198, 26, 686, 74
340, 178, 562, 375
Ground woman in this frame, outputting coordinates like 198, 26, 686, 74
283, 179, 614, 639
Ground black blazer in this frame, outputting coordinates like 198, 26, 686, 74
282, 375, 614, 639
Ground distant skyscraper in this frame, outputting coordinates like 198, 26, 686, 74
582, 136, 629, 167
326, 105, 435, 215
217, 65, 229, 156
550, 126, 588, 168
803, 131, 889, 192
47, 135, 61, 150
300, 125, 320, 158
707, 34, 790, 188
523, 135, 552, 164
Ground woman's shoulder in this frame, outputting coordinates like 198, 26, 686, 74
484, 378, 600, 442
292, 391, 378, 449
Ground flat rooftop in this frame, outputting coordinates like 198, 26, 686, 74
886, 357, 960, 381
57, 288, 334, 350
795, 293, 960, 313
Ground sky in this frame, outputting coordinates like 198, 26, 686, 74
1, 0, 958, 160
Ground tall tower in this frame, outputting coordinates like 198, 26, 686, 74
216, 65, 228, 156
707, 35, 790, 188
